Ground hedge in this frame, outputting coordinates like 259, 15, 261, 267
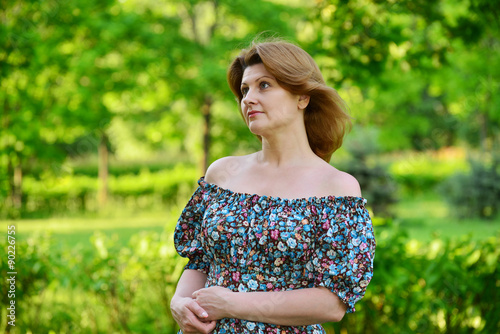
1, 164, 199, 217
389, 151, 468, 194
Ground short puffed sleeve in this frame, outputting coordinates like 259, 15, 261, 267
174, 179, 211, 274
313, 197, 376, 313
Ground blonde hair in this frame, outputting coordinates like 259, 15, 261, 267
227, 39, 351, 162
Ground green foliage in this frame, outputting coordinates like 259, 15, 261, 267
340, 128, 398, 218
108, 164, 198, 199
2, 1, 499, 332
2, 0, 500, 219
389, 149, 469, 194
0, 230, 63, 333
305, 0, 499, 153
0, 165, 198, 218
352, 162, 398, 219
71, 231, 185, 333
325, 229, 500, 333
2, 228, 498, 333
0, 230, 185, 334
70, 160, 184, 177
440, 158, 500, 219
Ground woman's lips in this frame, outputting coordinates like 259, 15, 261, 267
248, 110, 263, 118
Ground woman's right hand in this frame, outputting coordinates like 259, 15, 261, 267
171, 296, 217, 334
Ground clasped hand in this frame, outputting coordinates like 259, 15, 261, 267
171, 287, 232, 334
192, 286, 233, 321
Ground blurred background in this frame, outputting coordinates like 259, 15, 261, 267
1, 0, 499, 333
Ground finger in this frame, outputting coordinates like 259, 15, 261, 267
199, 320, 216, 333
191, 288, 205, 299
185, 318, 216, 334
186, 299, 209, 319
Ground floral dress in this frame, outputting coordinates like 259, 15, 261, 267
174, 177, 376, 334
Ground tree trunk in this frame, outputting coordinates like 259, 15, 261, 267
13, 162, 22, 210
478, 111, 488, 154
98, 133, 109, 207
6, 155, 22, 215
201, 95, 213, 174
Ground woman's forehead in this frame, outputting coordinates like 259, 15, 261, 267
241, 63, 275, 84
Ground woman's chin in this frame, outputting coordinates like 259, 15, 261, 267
248, 123, 266, 136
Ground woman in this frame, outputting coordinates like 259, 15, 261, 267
171, 39, 376, 334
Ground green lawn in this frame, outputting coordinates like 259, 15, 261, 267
1, 213, 171, 250
394, 192, 500, 241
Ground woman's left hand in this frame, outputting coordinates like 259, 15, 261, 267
192, 286, 233, 321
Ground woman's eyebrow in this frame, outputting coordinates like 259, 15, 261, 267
241, 75, 274, 86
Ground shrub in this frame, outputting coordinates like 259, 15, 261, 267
389, 149, 468, 195
0, 230, 185, 334
0, 231, 64, 333
3, 164, 199, 218
326, 229, 500, 333
341, 127, 398, 218
346, 162, 398, 218
439, 158, 500, 219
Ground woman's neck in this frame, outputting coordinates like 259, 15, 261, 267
258, 127, 317, 168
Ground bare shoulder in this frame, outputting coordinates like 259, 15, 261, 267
204, 155, 250, 187
321, 166, 362, 197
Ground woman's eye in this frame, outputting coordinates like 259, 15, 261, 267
260, 82, 270, 89
241, 87, 249, 96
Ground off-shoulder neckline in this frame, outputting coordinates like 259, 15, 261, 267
197, 176, 367, 205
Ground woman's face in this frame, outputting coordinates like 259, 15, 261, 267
240, 63, 308, 137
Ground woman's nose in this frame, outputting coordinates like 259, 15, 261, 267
242, 89, 256, 106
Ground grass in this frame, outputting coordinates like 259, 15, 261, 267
1, 212, 175, 250
394, 191, 500, 242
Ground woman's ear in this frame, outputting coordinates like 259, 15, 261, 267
298, 95, 310, 110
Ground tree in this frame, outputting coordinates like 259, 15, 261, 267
303, 0, 499, 153
1, 0, 69, 217
110, 0, 305, 174
164, 0, 304, 173
1, 0, 188, 215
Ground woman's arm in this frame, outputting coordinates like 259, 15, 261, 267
170, 269, 216, 334
192, 286, 347, 326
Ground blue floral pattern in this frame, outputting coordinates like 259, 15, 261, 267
174, 177, 376, 333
